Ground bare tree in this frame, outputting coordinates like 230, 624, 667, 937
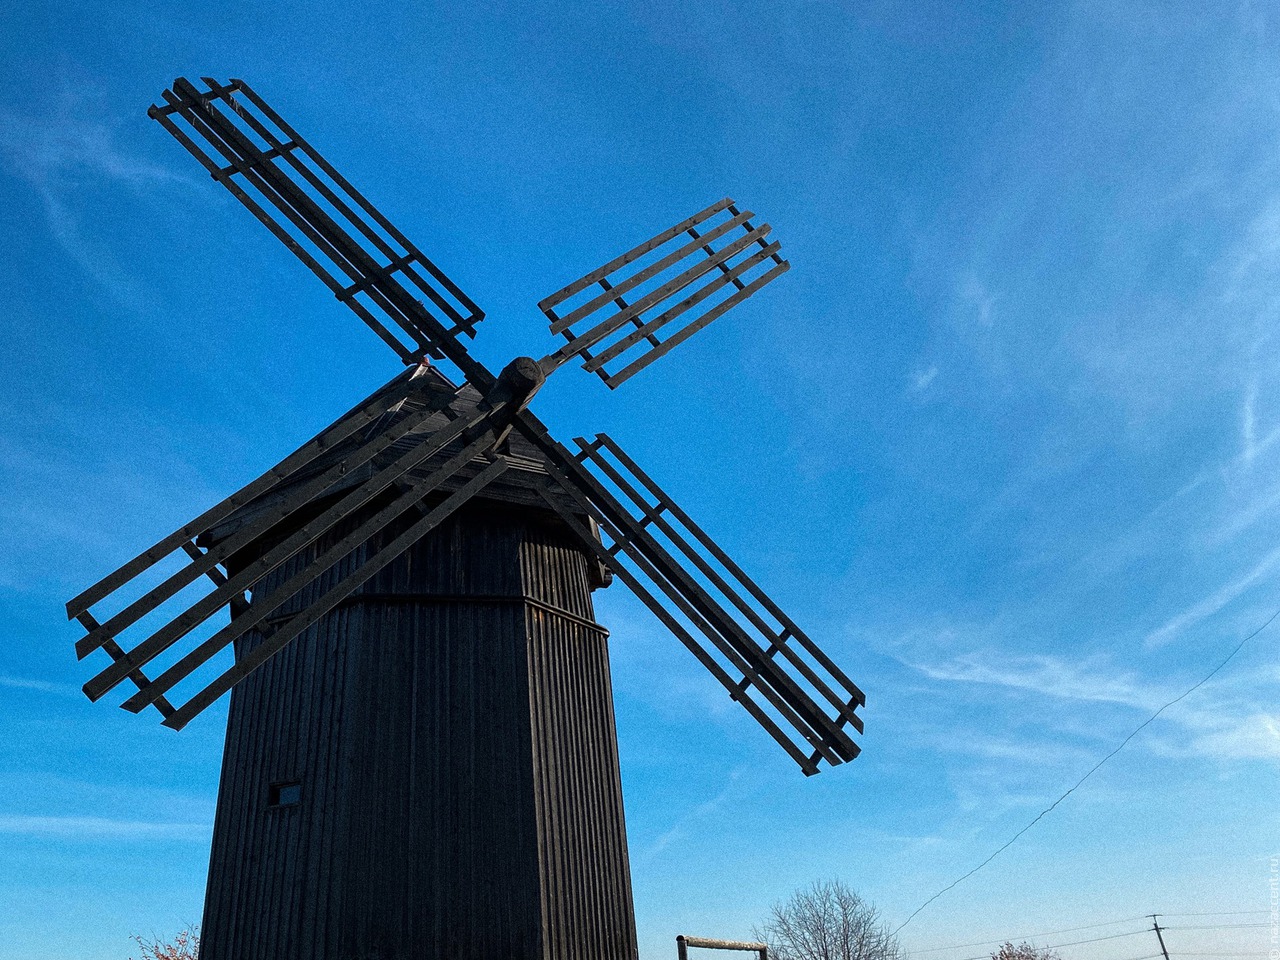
990, 942, 1061, 960
128, 926, 199, 960
753, 880, 904, 960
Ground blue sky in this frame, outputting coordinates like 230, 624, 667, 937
1, 1, 1278, 958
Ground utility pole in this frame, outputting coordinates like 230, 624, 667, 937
1148, 914, 1171, 960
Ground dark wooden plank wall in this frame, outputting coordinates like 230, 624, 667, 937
200, 501, 637, 960
522, 538, 637, 960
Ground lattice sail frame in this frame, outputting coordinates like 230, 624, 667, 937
150, 77, 485, 364
525, 430, 863, 775
68, 368, 512, 730
537, 198, 790, 387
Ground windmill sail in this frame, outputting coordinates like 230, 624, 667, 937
71, 370, 516, 728
145, 455, 510, 730
526, 428, 863, 775
68, 367, 433, 628
150, 77, 488, 375
538, 199, 789, 388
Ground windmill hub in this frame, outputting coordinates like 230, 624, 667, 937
493, 354, 548, 407
68, 76, 867, 960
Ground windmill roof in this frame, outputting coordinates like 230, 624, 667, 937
201, 363, 606, 585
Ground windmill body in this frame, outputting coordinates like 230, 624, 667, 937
67, 78, 866, 960
203, 371, 634, 958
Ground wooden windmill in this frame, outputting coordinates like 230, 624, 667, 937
68, 78, 865, 960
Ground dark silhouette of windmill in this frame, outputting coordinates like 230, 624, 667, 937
67, 77, 865, 960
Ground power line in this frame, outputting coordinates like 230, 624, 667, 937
949, 928, 1151, 960
891, 606, 1280, 935
1164, 922, 1270, 930
1047, 929, 1151, 949
910, 915, 1152, 953
1162, 910, 1270, 917
910, 908, 1270, 954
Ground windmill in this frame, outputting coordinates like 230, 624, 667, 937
67, 77, 866, 960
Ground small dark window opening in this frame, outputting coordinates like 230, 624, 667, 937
268, 781, 302, 808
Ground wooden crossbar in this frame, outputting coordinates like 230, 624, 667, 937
538, 199, 788, 388
73, 611, 175, 720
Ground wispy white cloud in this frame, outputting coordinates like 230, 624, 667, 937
1241, 378, 1259, 465
906, 650, 1159, 711
0, 82, 190, 307
910, 365, 939, 393
957, 274, 998, 329
0, 95, 183, 192
0, 675, 77, 696
1206, 480, 1280, 546
0, 431, 219, 593
0, 814, 209, 840
640, 766, 747, 862
1144, 543, 1280, 648
861, 828, 944, 847
1187, 712, 1280, 759
603, 597, 741, 721
897, 637, 1280, 770
940, 730, 1095, 768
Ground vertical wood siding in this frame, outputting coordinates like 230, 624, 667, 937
200, 502, 638, 960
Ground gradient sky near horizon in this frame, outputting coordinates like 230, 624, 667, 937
1, 2, 1278, 959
